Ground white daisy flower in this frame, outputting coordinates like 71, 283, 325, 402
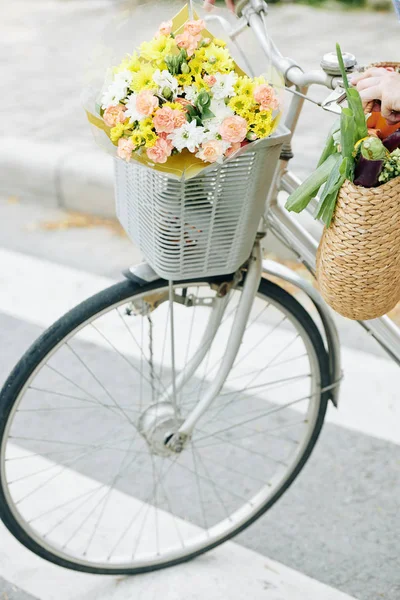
183, 85, 199, 103
211, 72, 238, 100
101, 70, 132, 109
153, 69, 179, 96
209, 98, 234, 120
125, 93, 145, 123
168, 121, 206, 153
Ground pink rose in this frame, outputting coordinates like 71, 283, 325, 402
153, 106, 185, 133
157, 20, 173, 37
117, 137, 135, 162
136, 90, 159, 117
197, 140, 225, 163
175, 31, 201, 57
146, 138, 172, 164
219, 116, 248, 144
225, 142, 241, 158
103, 104, 127, 127
204, 75, 216, 87
184, 19, 205, 36
253, 84, 279, 111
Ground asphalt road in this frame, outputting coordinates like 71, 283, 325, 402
0, 197, 399, 600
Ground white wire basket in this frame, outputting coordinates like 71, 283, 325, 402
115, 125, 290, 280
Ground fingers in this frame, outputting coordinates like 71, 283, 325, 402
358, 85, 383, 111
356, 76, 384, 92
350, 67, 391, 86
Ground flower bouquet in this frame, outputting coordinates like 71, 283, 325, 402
85, 4, 289, 280
86, 4, 281, 178
285, 45, 400, 320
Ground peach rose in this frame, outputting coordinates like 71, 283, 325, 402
136, 90, 159, 117
225, 142, 241, 158
103, 104, 127, 127
158, 132, 174, 152
204, 75, 216, 87
157, 20, 173, 37
197, 140, 225, 163
253, 84, 279, 111
219, 116, 248, 144
117, 137, 135, 162
153, 106, 184, 133
175, 31, 201, 57
146, 138, 172, 164
184, 19, 205, 36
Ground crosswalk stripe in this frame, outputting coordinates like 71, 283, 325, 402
0, 246, 398, 446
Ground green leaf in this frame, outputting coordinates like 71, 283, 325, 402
285, 154, 338, 213
201, 108, 215, 120
315, 155, 343, 220
318, 157, 349, 227
336, 43, 350, 91
340, 107, 356, 162
336, 43, 368, 141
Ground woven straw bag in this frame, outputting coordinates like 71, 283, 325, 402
316, 177, 400, 320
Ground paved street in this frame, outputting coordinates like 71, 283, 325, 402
0, 196, 399, 600
1, 0, 400, 598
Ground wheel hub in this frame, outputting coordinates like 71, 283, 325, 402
138, 402, 184, 456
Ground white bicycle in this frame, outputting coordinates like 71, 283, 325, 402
0, 0, 399, 575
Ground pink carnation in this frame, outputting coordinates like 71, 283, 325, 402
146, 138, 172, 164
197, 140, 225, 163
117, 137, 135, 162
253, 84, 279, 111
153, 106, 185, 133
225, 142, 241, 158
175, 31, 201, 57
136, 90, 159, 117
157, 20, 173, 37
184, 19, 205, 36
204, 75, 216, 87
103, 104, 127, 127
219, 115, 248, 144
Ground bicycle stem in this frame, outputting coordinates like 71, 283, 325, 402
176, 241, 263, 438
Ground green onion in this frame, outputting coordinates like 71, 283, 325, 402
285, 154, 338, 213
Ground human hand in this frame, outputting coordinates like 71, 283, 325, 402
351, 67, 400, 124
204, 0, 236, 12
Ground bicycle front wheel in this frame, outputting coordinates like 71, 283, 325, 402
0, 276, 329, 574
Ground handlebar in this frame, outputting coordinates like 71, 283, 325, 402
240, 0, 342, 90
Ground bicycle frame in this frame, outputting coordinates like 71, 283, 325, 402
125, 0, 399, 442
242, 0, 400, 366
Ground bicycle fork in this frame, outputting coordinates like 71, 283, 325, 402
167, 241, 263, 449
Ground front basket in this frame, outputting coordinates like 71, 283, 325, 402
114, 126, 289, 280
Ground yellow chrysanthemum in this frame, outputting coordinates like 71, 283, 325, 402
251, 111, 273, 138
114, 52, 141, 74
234, 76, 255, 98
193, 47, 206, 62
213, 38, 227, 48
203, 44, 234, 74
188, 58, 203, 77
139, 36, 175, 62
130, 65, 157, 93
193, 74, 209, 91
130, 130, 145, 149
143, 129, 158, 148
164, 102, 185, 111
139, 117, 154, 129
177, 73, 193, 87
110, 122, 132, 144
228, 94, 254, 117
253, 76, 268, 87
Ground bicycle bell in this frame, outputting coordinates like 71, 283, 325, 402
320, 51, 357, 76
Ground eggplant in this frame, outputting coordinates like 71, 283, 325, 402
354, 155, 384, 188
382, 130, 400, 153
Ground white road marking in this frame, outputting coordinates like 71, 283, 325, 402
0, 444, 356, 600
0, 246, 398, 445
